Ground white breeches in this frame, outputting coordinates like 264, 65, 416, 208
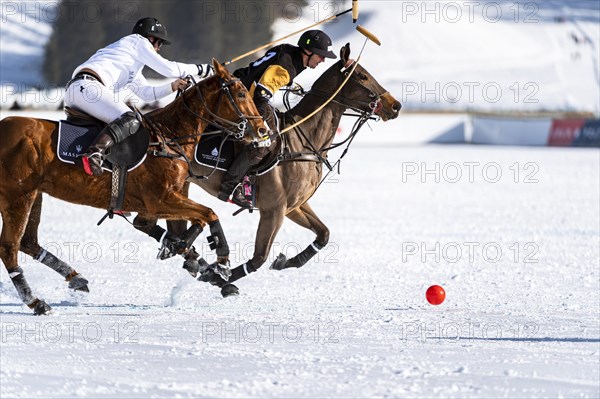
64, 78, 131, 123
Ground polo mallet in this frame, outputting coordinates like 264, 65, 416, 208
279, 25, 381, 134
223, 0, 360, 66
352, 0, 359, 23
356, 25, 380, 46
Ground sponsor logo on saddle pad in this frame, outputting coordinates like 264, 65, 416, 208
56, 121, 145, 172
194, 135, 234, 171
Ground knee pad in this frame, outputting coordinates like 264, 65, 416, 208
107, 111, 140, 143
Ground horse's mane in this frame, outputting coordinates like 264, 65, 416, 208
283, 60, 344, 119
309, 60, 344, 94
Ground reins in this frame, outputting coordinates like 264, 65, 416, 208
278, 58, 382, 173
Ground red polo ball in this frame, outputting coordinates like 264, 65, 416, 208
426, 285, 446, 305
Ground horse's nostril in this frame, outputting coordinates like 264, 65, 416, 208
258, 127, 268, 136
393, 102, 402, 111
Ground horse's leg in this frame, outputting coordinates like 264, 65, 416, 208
143, 191, 230, 267
270, 202, 330, 270
204, 207, 286, 292
19, 193, 90, 292
0, 192, 52, 315
132, 213, 209, 278
166, 181, 189, 237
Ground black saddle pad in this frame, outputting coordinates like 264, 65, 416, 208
57, 120, 149, 171
194, 134, 235, 171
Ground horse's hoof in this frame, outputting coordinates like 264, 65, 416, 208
221, 284, 239, 297
198, 268, 215, 283
199, 270, 228, 289
183, 257, 209, 278
183, 259, 199, 277
76, 285, 90, 293
68, 274, 89, 292
269, 253, 288, 270
30, 299, 52, 315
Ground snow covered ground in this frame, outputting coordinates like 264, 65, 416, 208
1, 111, 599, 398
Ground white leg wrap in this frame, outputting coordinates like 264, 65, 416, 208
9, 271, 22, 278
159, 231, 168, 243
310, 243, 320, 252
36, 249, 48, 263
242, 263, 249, 276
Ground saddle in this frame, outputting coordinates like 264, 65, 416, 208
194, 113, 282, 177
59, 107, 150, 216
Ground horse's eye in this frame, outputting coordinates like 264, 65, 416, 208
359, 73, 368, 81
238, 91, 246, 99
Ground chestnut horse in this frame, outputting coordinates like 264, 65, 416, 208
0, 60, 265, 314
170, 44, 401, 295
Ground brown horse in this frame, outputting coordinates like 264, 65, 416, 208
0, 60, 265, 314
167, 43, 401, 295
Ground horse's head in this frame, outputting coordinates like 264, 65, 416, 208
187, 59, 268, 143
322, 43, 401, 121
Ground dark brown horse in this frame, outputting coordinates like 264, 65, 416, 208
0, 60, 265, 314
169, 44, 401, 295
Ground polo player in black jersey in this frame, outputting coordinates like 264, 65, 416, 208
218, 30, 337, 208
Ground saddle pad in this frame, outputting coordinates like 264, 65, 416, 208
57, 120, 147, 172
194, 134, 234, 171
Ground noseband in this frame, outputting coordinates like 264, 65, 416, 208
180, 75, 262, 141
336, 64, 387, 116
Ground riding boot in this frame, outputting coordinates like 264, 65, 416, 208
218, 150, 253, 209
81, 128, 114, 176
81, 111, 140, 177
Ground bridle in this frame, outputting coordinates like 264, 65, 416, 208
310, 61, 387, 118
178, 75, 263, 141
287, 61, 386, 156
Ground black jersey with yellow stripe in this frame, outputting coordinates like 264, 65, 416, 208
233, 44, 306, 98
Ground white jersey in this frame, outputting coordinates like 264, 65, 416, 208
73, 34, 199, 102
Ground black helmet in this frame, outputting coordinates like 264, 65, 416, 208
132, 17, 171, 45
298, 30, 336, 59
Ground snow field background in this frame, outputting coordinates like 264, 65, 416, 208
1, 130, 598, 397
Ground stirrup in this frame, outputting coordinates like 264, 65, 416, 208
230, 186, 252, 209
81, 152, 103, 176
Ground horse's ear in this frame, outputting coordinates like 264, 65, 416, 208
340, 43, 351, 64
212, 59, 229, 77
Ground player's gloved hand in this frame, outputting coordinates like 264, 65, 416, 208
196, 64, 214, 79
171, 78, 190, 92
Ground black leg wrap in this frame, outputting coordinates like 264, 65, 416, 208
287, 241, 323, 269
231, 263, 255, 281
208, 220, 229, 257
149, 225, 168, 242
150, 225, 188, 259
181, 224, 203, 248
35, 249, 73, 278
271, 241, 323, 270
208, 261, 257, 286
9, 267, 35, 305
152, 224, 202, 248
